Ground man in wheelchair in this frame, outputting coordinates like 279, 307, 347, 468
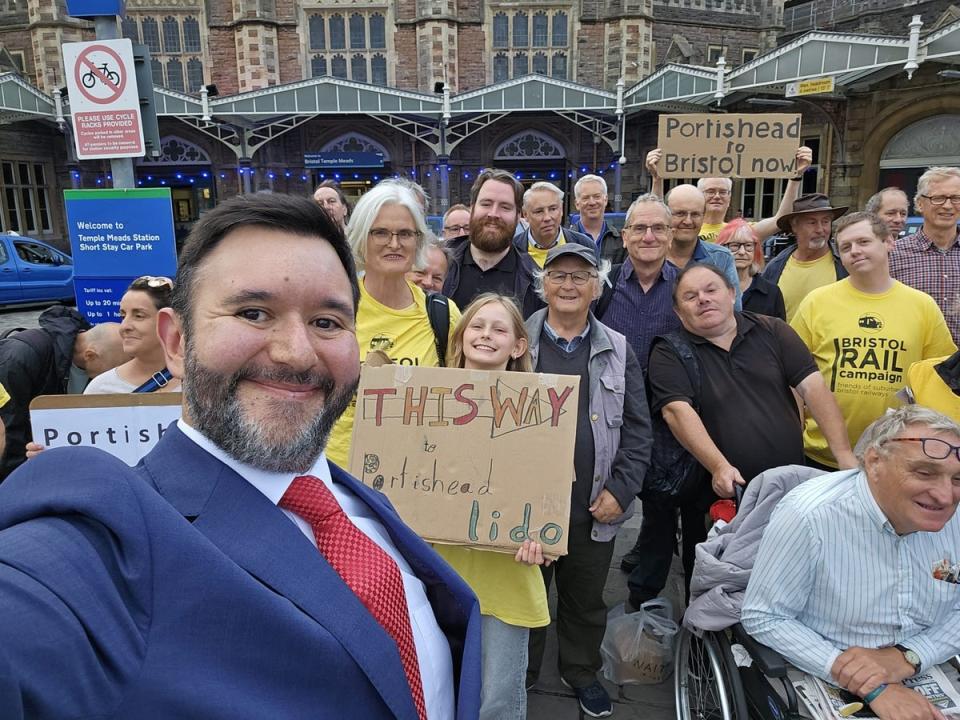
741, 405, 960, 720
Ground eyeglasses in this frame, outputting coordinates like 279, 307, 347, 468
727, 242, 756, 253
921, 194, 960, 206
443, 223, 470, 234
889, 437, 960, 462
369, 228, 420, 244
672, 211, 704, 221
623, 223, 670, 237
703, 189, 731, 198
545, 270, 598, 285
131, 275, 174, 289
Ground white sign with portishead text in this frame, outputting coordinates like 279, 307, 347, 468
30, 393, 181, 466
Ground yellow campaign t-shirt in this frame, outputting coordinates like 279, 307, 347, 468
699, 222, 726, 243
432, 545, 550, 628
791, 279, 957, 467
778, 252, 838, 323
325, 279, 461, 469
527, 233, 567, 268
0, 382, 8, 408
905, 356, 960, 421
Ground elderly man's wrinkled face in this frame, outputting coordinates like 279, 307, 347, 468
790, 211, 834, 252
877, 191, 909, 236
917, 176, 960, 235
673, 265, 736, 337
667, 186, 706, 245
865, 427, 960, 535
543, 256, 599, 320
700, 178, 732, 216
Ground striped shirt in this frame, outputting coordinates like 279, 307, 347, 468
889, 228, 960, 346
742, 469, 960, 682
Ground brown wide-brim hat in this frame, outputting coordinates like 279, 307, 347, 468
777, 193, 849, 233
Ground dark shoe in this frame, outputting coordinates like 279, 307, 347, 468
562, 679, 613, 717
619, 549, 642, 573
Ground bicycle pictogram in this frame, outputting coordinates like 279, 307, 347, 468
81, 62, 120, 89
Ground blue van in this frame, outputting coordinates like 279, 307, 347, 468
0, 232, 74, 305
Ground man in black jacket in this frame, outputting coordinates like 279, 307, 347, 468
0, 307, 124, 479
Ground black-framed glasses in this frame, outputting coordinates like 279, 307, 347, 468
727, 242, 756, 253
921, 194, 960, 206
545, 270, 598, 285
443, 223, 470, 234
889, 437, 960, 462
369, 228, 421, 244
131, 275, 174, 289
623, 223, 669, 237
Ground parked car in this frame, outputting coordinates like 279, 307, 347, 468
0, 232, 74, 305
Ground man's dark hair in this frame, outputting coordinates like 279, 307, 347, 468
172, 194, 360, 334
671, 262, 735, 306
314, 179, 352, 217
469, 168, 524, 212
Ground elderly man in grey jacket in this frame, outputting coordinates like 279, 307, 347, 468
524, 243, 651, 718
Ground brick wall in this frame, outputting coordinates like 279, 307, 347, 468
457, 24, 485, 90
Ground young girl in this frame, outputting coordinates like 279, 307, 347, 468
433, 293, 550, 720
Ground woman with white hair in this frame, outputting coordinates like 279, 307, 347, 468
325, 182, 461, 468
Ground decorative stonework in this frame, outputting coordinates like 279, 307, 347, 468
320, 132, 391, 161
139, 135, 211, 165
494, 130, 563, 159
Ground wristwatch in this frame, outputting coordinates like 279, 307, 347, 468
895, 644, 921, 674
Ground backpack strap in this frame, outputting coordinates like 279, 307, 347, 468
655, 331, 701, 412
425, 292, 451, 367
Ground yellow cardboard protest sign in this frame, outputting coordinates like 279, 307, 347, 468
657, 113, 802, 178
349, 364, 579, 557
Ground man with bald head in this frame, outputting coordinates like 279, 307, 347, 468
665, 184, 741, 309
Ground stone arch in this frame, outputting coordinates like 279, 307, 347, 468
139, 135, 211, 165
880, 114, 960, 168
319, 132, 392, 161
494, 130, 565, 160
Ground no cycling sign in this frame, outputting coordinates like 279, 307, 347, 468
63, 39, 145, 159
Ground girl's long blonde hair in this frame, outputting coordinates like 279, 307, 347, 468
448, 293, 533, 372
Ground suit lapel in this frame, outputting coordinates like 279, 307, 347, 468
139, 426, 420, 720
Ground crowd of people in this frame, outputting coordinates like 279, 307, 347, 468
0, 152, 957, 720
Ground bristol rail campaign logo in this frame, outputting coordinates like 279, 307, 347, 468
369, 334, 396, 352
858, 313, 884, 332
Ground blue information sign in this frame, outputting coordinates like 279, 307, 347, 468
304, 151, 384, 169
65, 0, 126, 17
64, 188, 177, 323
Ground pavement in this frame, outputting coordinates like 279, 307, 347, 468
528, 509, 684, 720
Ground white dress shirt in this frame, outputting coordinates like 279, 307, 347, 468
742, 469, 960, 682
177, 420, 455, 719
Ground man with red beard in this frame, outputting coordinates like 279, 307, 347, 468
443, 168, 546, 318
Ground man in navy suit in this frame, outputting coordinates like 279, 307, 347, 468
0, 194, 482, 719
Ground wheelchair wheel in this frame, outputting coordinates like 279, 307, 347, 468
675, 628, 749, 720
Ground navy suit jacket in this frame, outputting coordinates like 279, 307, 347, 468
0, 426, 482, 719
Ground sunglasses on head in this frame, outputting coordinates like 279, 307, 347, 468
131, 275, 174, 290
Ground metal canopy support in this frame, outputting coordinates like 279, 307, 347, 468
244, 114, 314, 158
369, 113, 442, 155
444, 113, 510, 153
553, 110, 620, 152
174, 116, 242, 156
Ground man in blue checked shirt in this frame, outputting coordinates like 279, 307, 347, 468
743, 405, 960, 720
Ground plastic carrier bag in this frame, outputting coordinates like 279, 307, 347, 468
600, 599, 679, 685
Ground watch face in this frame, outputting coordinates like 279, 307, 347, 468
906, 649, 921, 666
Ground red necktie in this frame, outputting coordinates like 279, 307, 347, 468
280, 475, 427, 720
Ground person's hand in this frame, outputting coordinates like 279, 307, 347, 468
835, 451, 859, 470
25, 441, 44, 460
832, 647, 916, 695
795, 146, 813, 176
515, 539, 551, 566
589, 489, 624, 523
710, 463, 745, 498
868, 683, 945, 720
645, 148, 662, 181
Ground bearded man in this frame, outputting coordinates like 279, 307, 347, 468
0, 194, 482, 720
443, 168, 546, 318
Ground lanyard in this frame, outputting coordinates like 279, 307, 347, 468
133, 368, 173, 393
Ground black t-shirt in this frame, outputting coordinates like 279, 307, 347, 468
647, 312, 818, 484
450, 246, 519, 312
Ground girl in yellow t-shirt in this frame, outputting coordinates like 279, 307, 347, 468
433, 293, 551, 720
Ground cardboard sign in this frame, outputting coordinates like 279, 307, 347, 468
30, 393, 182, 465
349, 365, 580, 557
657, 113, 802, 178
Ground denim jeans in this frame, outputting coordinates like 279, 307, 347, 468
480, 615, 529, 720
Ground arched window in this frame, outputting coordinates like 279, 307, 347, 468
311, 55, 327, 77
166, 58, 184, 92
493, 53, 508, 83
308, 15, 325, 50
162, 16, 181, 54
329, 14, 345, 50
351, 54, 366, 81
183, 17, 201, 52
331, 54, 347, 78
150, 57, 163, 86
514, 52, 528, 76
186, 58, 203, 92
349, 13, 365, 49
513, 12, 528, 46
141, 17, 161, 54
532, 12, 548, 47
532, 52, 547, 75
552, 11, 568, 46
552, 52, 567, 79
370, 13, 385, 48
493, 13, 508, 48
121, 17, 139, 43
371, 54, 387, 85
